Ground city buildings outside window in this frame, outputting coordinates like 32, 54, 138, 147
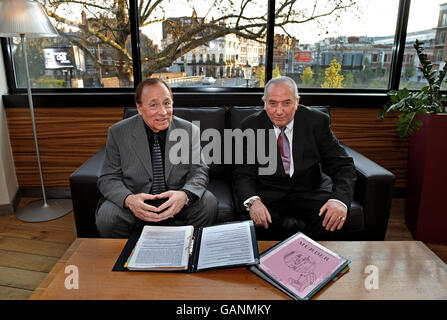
149, 1, 268, 88
400, 0, 447, 89
5, 0, 447, 90
274, 0, 399, 89
11, 0, 134, 89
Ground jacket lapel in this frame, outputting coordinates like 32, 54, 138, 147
260, 110, 285, 176
131, 116, 153, 178
291, 106, 305, 174
164, 118, 177, 182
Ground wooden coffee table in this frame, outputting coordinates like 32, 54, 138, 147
30, 239, 447, 300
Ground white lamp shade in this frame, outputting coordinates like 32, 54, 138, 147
0, 0, 58, 37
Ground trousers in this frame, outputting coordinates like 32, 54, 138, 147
95, 190, 218, 238
252, 192, 345, 241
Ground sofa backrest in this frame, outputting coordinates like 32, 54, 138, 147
122, 105, 330, 178
123, 107, 227, 177
229, 105, 330, 129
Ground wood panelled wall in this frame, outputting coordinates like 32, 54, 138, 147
5, 108, 123, 188
330, 108, 409, 189
5, 107, 409, 190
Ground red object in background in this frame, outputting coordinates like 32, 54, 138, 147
295, 52, 311, 63
405, 114, 447, 245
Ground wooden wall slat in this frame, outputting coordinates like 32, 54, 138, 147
5, 108, 122, 188
5, 107, 408, 189
331, 108, 409, 189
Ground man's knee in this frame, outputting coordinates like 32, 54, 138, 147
186, 190, 218, 227
304, 215, 343, 240
96, 200, 135, 238
200, 190, 218, 225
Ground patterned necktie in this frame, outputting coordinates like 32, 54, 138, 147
278, 126, 291, 175
151, 133, 167, 194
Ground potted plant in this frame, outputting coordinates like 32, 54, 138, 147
379, 39, 447, 136
379, 39, 447, 245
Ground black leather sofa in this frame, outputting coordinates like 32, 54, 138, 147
69, 105, 395, 240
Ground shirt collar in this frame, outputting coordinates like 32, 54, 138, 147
143, 121, 168, 142
273, 119, 294, 132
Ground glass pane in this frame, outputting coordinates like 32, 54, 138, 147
12, 0, 133, 88
139, 0, 267, 88
274, 0, 399, 89
399, 0, 446, 90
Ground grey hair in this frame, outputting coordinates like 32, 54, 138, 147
262, 76, 299, 101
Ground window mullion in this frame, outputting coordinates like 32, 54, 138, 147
265, 0, 276, 84
1, 37, 17, 92
129, 0, 142, 88
389, 0, 411, 90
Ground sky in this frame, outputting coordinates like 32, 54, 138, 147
289, 0, 446, 43
141, 0, 446, 46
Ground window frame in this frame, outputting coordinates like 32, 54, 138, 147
0, 0, 425, 107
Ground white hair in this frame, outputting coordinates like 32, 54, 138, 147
262, 76, 299, 101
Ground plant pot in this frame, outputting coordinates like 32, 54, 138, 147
405, 113, 447, 244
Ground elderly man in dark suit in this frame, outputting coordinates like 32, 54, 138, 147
234, 76, 356, 240
96, 78, 217, 238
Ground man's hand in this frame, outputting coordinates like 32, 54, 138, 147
125, 193, 167, 222
153, 190, 188, 220
318, 200, 347, 231
249, 200, 272, 229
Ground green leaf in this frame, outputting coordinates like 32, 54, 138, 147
413, 119, 423, 127
382, 39, 445, 137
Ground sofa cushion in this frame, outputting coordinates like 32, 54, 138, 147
207, 178, 234, 223
229, 106, 264, 129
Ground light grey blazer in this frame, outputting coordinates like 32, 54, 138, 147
97, 114, 209, 209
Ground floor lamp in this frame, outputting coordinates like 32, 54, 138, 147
0, 0, 73, 222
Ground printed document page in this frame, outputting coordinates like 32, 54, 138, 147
128, 225, 193, 270
197, 221, 255, 270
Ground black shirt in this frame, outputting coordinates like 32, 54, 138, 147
143, 122, 167, 158
143, 123, 197, 205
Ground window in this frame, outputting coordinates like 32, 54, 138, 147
11, 0, 133, 89
139, 0, 267, 88
438, 31, 446, 44
2, 0, 446, 93
275, 0, 399, 89
437, 49, 444, 62
442, 12, 447, 26
400, 0, 447, 89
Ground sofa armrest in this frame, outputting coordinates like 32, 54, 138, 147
69, 147, 105, 238
342, 144, 395, 240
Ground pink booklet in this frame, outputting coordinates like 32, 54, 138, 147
250, 232, 350, 300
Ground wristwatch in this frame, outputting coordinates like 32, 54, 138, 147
244, 196, 261, 211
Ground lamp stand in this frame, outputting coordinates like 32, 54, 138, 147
15, 34, 72, 222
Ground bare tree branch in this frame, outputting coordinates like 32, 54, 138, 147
141, 0, 163, 23
47, 0, 111, 11
40, 0, 356, 81
45, 10, 132, 62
